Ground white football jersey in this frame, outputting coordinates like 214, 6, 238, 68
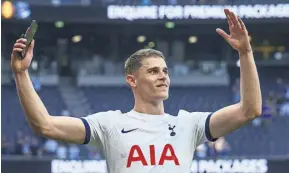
80, 109, 217, 173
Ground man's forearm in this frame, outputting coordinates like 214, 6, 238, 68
239, 50, 262, 117
14, 70, 52, 134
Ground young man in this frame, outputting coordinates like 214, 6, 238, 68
11, 9, 261, 173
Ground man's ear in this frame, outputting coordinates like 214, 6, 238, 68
126, 74, 137, 88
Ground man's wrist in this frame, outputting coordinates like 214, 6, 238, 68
238, 49, 253, 56
14, 70, 29, 79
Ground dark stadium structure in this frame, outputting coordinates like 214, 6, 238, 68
2, 0, 289, 173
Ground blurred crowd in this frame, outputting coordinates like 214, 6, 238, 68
232, 77, 289, 128
1, 130, 80, 159
195, 137, 231, 159
1, 109, 104, 160
2, 127, 230, 159
195, 76, 289, 158
2, 76, 289, 160
1, 130, 107, 160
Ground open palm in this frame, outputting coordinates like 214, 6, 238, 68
216, 9, 252, 53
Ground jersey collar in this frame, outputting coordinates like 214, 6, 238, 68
128, 110, 168, 121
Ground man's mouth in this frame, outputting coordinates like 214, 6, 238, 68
156, 84, 168, 88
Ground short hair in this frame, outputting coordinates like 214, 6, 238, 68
124, 48, 165, 75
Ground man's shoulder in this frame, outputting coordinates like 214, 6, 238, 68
90, 109, 122, 115
177, 109, 211, 117
175, 110, 212, 123
85, 110, 123, 120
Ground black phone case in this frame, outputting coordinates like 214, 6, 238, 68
16, 21, 37, 59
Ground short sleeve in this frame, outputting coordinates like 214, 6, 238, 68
79, 110, 121, 146
179, 110, 218, 147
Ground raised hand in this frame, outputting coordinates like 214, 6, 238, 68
11, 30, 35, 73
216, 9, 252, 53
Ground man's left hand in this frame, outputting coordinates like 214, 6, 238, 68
216, 9, 252, 53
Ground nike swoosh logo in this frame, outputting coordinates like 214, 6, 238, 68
121, 128, 138, 133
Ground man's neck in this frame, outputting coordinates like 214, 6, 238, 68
133, 99, 165, 115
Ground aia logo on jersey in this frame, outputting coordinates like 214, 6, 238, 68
126, 144, 180, 167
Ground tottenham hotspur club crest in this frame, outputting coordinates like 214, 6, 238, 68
168, 124, 176, 136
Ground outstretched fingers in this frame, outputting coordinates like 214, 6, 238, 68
216, 28, 230, 43
229, 10, 241, 29
224, 9, 233, 27
237, 17, 247, 31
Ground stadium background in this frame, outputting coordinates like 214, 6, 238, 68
1, 0, 289, 173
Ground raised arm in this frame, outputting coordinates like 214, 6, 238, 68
11, 37, 86, 144
209, 9, 262, 138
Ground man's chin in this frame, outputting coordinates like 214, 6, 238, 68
157, 94, 169, 101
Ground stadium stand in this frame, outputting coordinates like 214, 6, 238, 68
1, 2, 289, 173
2, 85, 67, 139
2, 67, 289, 157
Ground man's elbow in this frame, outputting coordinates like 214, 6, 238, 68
241, 102, 262, 119
251, 107, 262, 118
38, 125, 53, 138
252, 100, 262, 117
30, 124, 51, 138
30, 120, 54, 138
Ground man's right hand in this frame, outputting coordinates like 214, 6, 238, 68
11, 37, 35, 73
11, 34, 88, 145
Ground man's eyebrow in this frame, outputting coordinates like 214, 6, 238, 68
147, 67, 158, 70
147, 67, 168, 71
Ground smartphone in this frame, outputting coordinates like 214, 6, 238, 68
17, 20, 38, 59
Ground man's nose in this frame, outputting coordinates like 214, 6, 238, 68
158, 71, 167, 80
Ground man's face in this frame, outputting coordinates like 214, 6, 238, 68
130, 57, 170, 102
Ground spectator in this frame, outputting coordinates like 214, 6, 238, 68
22, 136, 32, 156
195, 143, 208, 158
279, 80, 289, 116
15, 131, 24, 155
44, 139, 58, 156
30, 136, 42, 156
207, 142, 216, 157
57, 143, 68, 159
215, 137, 231, 157
279, 102, 289, 116
252, 116, 262, 127
266, 92, 278, 117
285, 81, 289, 100
276, 78, 286, 97
253, 92, 278, 127
68, 144, 80, 159
2, 135, 10, 155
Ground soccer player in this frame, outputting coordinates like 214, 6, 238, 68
11, 9, 261, 173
